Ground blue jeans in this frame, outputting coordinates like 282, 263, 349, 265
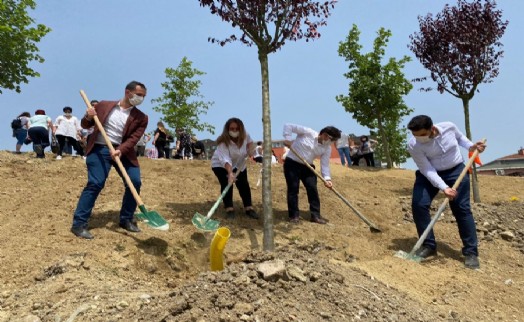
72, 145, 141, 228
337, 147, 351, 166
411, 163, 478, 256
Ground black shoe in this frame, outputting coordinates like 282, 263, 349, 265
71, 227, 93, 239
119, 221, 141, 232
464, 255, 480, 269
310, 216, 328, 224
226, 209, 236, 219
289, 217, 300, 224
414, 245, 437, 259
245, 209, 259, 219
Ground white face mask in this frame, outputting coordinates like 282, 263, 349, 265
64, 113, 72, 117
415, 135, 432, 144
229, 131, 239, 138
129, 94, 144, 106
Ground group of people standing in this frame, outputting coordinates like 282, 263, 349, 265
335, 133, 378, 167
21, 80, 484, 271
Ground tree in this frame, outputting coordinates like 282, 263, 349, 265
199, 0, 336, 251
151, 57, 215, 135
0, 0, 50, 94
336, 25, 413, 169
409, 0, 508, 202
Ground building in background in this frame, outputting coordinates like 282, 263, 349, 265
477, 148, 524, 177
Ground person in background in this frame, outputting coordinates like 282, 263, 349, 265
283, 123, 341, 224
28, 109, 53, 158
191, 136, 207, 160
176, 128, 192, 160
407, 115, 486, 269
90, 100, 99, 107
253, 141, 263, 164
211, 117, 258, 220
13, 112, 31, 154
349, 138, 360, 165
271, 150, 279, 164
358, 135, 377, 167
153, 121, 168, 159
335, 131, 351, 167
135, 133, 151, 157
71, 80, 148, 239
54, 106, 84, 160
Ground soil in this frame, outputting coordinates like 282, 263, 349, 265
0, 151, 523, 322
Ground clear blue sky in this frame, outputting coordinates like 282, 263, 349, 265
1, 0, 522, 169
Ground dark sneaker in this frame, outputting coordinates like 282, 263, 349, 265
288, 217, 300, 224
310, 216, 327, 224
245, 209, 259, 219
119, 221, 141, 232
71, 227, 94, 239
464, 255, 480, 269
226, 210, 236, 219
414, 245, 437, 259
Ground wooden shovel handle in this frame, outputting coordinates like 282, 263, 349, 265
79, 90, 144, 206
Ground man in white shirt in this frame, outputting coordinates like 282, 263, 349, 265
407, 115, 486, 269
283, 124, 341, 224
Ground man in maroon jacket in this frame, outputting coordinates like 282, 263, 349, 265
71, 81, 148, 239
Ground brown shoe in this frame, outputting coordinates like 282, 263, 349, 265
288, 217, 300, 224
310, 216, 327, 224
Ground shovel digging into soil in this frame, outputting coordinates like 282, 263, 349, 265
288, 146, 381, 233
79, 90, 169, 231
395, 139, 486, 262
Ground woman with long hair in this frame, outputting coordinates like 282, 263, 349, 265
153, 121, 168, 159
13, 111, 31, 154
211, 117, 258, 220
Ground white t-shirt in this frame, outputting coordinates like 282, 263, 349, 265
55, 115, 81, 139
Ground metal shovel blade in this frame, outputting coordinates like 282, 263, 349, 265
192, 212, 220, 232
394, 250, 424, 263
135, 205, 169, 231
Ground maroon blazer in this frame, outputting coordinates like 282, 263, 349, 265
81, 100, 148, 167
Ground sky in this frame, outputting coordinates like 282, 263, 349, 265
1, 0, 523, 169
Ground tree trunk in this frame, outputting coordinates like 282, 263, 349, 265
462, 98, 481, 203
376, 112, 392, 168
258, 50, 274, 251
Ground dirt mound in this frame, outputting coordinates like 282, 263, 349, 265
0, 151, 523, 321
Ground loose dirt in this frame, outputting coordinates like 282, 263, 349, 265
0, 151, 523, 322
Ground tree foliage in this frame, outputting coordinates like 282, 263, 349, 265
0, 0, 50, 94
409, 0, 508, 202
336, 25, 413, 168
151, 57, 215, 135
199, 0, 336, 251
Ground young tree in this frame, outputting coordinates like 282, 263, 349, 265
337, 25, 413, 169
409, 0, 508, 202
151, 57, 215, 135
0, 0, 50, 94
199, 0, 336, 251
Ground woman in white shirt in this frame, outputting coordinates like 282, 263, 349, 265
211, 117, 258, 220
54, 106, 84, 160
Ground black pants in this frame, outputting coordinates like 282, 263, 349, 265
361, 152, 375, 167
56, 135, 84, 156
283, 158, 321, 219
212, 167, 252, 209
155, 142, 165, 158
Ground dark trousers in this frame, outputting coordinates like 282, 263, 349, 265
155, 143, 165, 158
28, 126, 49, 158
72, 145, 141, 228
212, 167, 252, 209
283, 158, 321, 219
411, 163, 478, 256
56, 134, 84, 156
362, 152, 375, 167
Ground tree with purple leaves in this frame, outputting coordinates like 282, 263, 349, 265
198, 0, 337, 251
409, 0, 508, 203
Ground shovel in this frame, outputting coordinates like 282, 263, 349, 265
192, 158, 246, 231
288, 146, 381, 232
79, 90, 169, 231
395, 138, 486, 262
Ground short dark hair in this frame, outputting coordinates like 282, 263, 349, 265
125, 81, 146, 91
257, 141, 262, 145
90, 100, 99, 105
407, 115, 433, 131
63, 106, 72, 113
319, 126, 341, 141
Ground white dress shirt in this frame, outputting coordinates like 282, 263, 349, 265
407, 122, 473, 190
54, 115, 81, 139
95, 104, 133, 145
283, 123, 332, 180
211, 133, 253, 171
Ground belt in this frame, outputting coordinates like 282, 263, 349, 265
95, 143, 120, 149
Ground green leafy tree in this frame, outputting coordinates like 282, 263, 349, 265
199, 0, 336, 251
0, 0, 50, 94
151, 57, 215, 135
409, 0, 508, 202
337, 25, 413, 169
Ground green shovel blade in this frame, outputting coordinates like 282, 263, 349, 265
135, 205, 169, 231
192, 212, 220, 232
394, 250, 424, 263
